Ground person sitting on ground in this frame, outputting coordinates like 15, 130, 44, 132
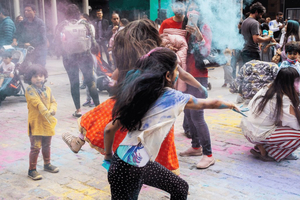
0, 51, 15, 90
241, 67, 300, 162
279, 41, 300, 74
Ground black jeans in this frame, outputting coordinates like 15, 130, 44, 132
63, 53, 99, 109
108, 153, 189, 200
241, 50, 260, 65
183, 77, 212, 155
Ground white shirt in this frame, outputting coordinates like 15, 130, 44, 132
241, 86, 300, 143
269, 20, 282, 33
0, 62, 15, 75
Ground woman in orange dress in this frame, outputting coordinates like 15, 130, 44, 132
62, 19, 206, 175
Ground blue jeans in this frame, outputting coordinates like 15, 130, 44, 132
183, 77, 212, 155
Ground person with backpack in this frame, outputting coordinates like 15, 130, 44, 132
54, 4, 99, 117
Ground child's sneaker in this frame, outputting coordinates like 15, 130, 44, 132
44, 163, 59, 173
28, 169, 43, 180
62, 132, 85, 153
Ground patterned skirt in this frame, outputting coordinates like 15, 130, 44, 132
80, 98, 180, 174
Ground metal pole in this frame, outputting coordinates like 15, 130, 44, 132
83, 0, 89, 14
241, 0, 243, 20
51, 0, 58, 32
13, 0, 20, 19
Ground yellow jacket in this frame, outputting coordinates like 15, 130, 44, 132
25, 85, 57, 136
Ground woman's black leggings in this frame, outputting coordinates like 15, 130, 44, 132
108, 153, 189, 200
63, 53, 99, 110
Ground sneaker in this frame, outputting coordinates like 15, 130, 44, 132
28, 169, 42, 180
284, 153, 298, 160
62, 132, 85, 153
44, 163, 59, 173
196, 155, 215, 169
221, 83, 227, 87
236, 95, 244, 104
82, 100, 91, 107
179, 147, 203, 157
89, 101, 95, 107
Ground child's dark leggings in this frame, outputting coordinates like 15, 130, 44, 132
29, 136, 52, 170
108, 153, 189, 200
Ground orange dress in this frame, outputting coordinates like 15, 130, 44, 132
80, 98, 180, 174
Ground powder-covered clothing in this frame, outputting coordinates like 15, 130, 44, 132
0, 62, 15, 77
269, 19, 283, 40
235, 60, 278, 100
25, 85, 57, 136
108, 153, 189, 200
280, 59, 300, 74
276, 35, 296, 62
159, 17, 183, 34
241, 86, 300, 143
118, 88, 191, 164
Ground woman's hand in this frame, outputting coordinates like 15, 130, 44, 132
186, 25, 203, 41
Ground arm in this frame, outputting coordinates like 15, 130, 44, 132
252, 35, 275, 44
185, 96, 238, 111
104, 120, 122, 161
177, 66, 207, 97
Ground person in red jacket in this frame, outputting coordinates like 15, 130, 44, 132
159, 2, 185, 34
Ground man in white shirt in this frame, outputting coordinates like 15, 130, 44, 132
269, 12, 285, 42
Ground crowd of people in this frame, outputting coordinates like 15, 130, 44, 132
1, 1, 300, 199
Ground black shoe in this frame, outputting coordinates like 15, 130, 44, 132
28, 169, 43, 180
44, 163, 59, 173
82, 100, 91, 107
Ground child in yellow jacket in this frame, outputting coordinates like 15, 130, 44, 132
24, 64, 58, 180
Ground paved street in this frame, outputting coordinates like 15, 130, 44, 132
0, 56, 299, 200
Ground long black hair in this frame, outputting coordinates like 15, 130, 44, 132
112, 48, 177, 131
253, 67, 300, 125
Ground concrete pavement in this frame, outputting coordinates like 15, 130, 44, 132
0, 56, 299, 200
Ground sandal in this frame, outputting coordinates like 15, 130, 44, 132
72, 111, 82, 118
250, 148, 275, 162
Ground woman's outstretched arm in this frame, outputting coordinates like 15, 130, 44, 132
185, 96, 239, 111
178, 65, 208, 98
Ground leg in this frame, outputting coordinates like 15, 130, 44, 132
79, 54, 100, 106
41, 136, 52, 165
143, 161, 188, 200
29, 136, 42, 170
108, 153, 143, 200
42, 136, 59, 173
63, 56, 81, 110
261, 127, 300, 161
